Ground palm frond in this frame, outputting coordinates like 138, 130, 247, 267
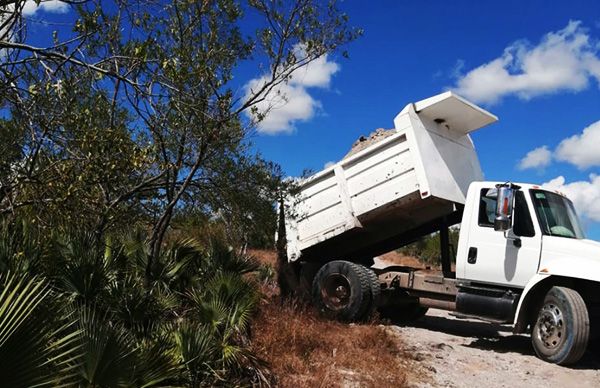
107, 274, 178, 338
133, 333, 181, 387
0, 273, 82, 387
173, 320, 218, 385
75, 304, 183, 387
154, 237, 205, 291
75, 304, 138, 387
182, 272, 263, 384
207, 240, 259, 275
49, 231, 114, 302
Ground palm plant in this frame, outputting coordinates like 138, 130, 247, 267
172, 320, 219, 386
149, 237, 205, 293
183, 272, 265, 385
49, 231, 115, 303
203, 240, 259, 276
0, 219, 269, 387
0, 272, 81, 387
106, 274, 178, 338
73, 305, 181, 387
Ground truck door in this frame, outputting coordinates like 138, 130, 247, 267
463, 188, 542, 288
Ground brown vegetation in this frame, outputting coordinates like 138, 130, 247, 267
250, 249, 278, 267
249, 248, 426, 387
252, 299, 418, 387
378, 250, 425, 268
378, 250, 456, 272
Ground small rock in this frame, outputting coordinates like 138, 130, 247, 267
431, 343, 454, 351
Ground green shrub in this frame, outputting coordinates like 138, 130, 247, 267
0, 222, 268, 387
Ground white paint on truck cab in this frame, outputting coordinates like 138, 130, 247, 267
457, 182, 542, 288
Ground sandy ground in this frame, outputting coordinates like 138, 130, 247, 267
390, 309, 600, 388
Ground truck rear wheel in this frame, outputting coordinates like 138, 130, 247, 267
312, 260, 372, 321
362, 265, 381, 314
531, 286, 589, 365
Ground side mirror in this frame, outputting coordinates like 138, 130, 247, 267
494, 186, 514, 232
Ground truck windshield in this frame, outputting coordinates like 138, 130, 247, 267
531, 190, 585, 239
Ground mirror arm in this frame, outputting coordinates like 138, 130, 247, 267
503, 230, 522, 247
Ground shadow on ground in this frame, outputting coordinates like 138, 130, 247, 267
389, 312, 600, 370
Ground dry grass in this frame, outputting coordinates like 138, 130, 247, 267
378, 250, 456, 272
249, 249, 278, 267
251, 298, 419, 387
378, 251, 425, 268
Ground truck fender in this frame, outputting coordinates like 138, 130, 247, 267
513, 273, 551, 333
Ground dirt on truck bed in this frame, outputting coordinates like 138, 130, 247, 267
343, 128, 396, 159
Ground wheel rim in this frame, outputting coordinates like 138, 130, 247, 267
320, 273, 352, 311
535, 303, 565, 349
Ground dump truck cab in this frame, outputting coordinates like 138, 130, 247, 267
456, 181, 594, 288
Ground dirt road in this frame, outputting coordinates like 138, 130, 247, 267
390, 309, 600, 388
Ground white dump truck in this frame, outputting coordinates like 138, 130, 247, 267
282, 91, 600, 365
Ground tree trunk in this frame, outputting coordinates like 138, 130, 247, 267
146, 206, 173, 286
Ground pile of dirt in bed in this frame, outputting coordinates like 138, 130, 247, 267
343, 127, 397, 159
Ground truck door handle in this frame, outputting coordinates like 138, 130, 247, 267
467, 247, 477, 264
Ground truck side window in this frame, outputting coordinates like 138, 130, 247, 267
478, 189, 496, 227
513, 191, 535, 237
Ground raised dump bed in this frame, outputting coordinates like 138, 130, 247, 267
284, 92, 498, 263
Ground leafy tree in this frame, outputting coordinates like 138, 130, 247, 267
0, 0, 359, 284
0, 3, 360, 382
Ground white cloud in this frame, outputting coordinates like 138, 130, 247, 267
452, 21, 600, 104
22, 0, 69, 16
517, 146, 552, 170
518, 119, 600, 171
244, 51, 340, 135
555, 120, 600, 169
324, 161, 336, 169
543, 174, 600, 222
290, 55, 340, 88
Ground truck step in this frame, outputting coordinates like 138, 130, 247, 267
449, 312, 510, 324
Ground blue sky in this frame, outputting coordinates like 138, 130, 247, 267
21, 1, 600, 238
247, 1, 600, 239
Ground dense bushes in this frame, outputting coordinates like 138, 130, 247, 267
0, 221, 268, 387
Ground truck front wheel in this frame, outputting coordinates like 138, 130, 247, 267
312, 261, 372, 321
531, 286, 590, 365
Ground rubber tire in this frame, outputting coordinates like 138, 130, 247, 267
531, 286, 589, 365
351, 265, 381, 320
312, 261, 372, 322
